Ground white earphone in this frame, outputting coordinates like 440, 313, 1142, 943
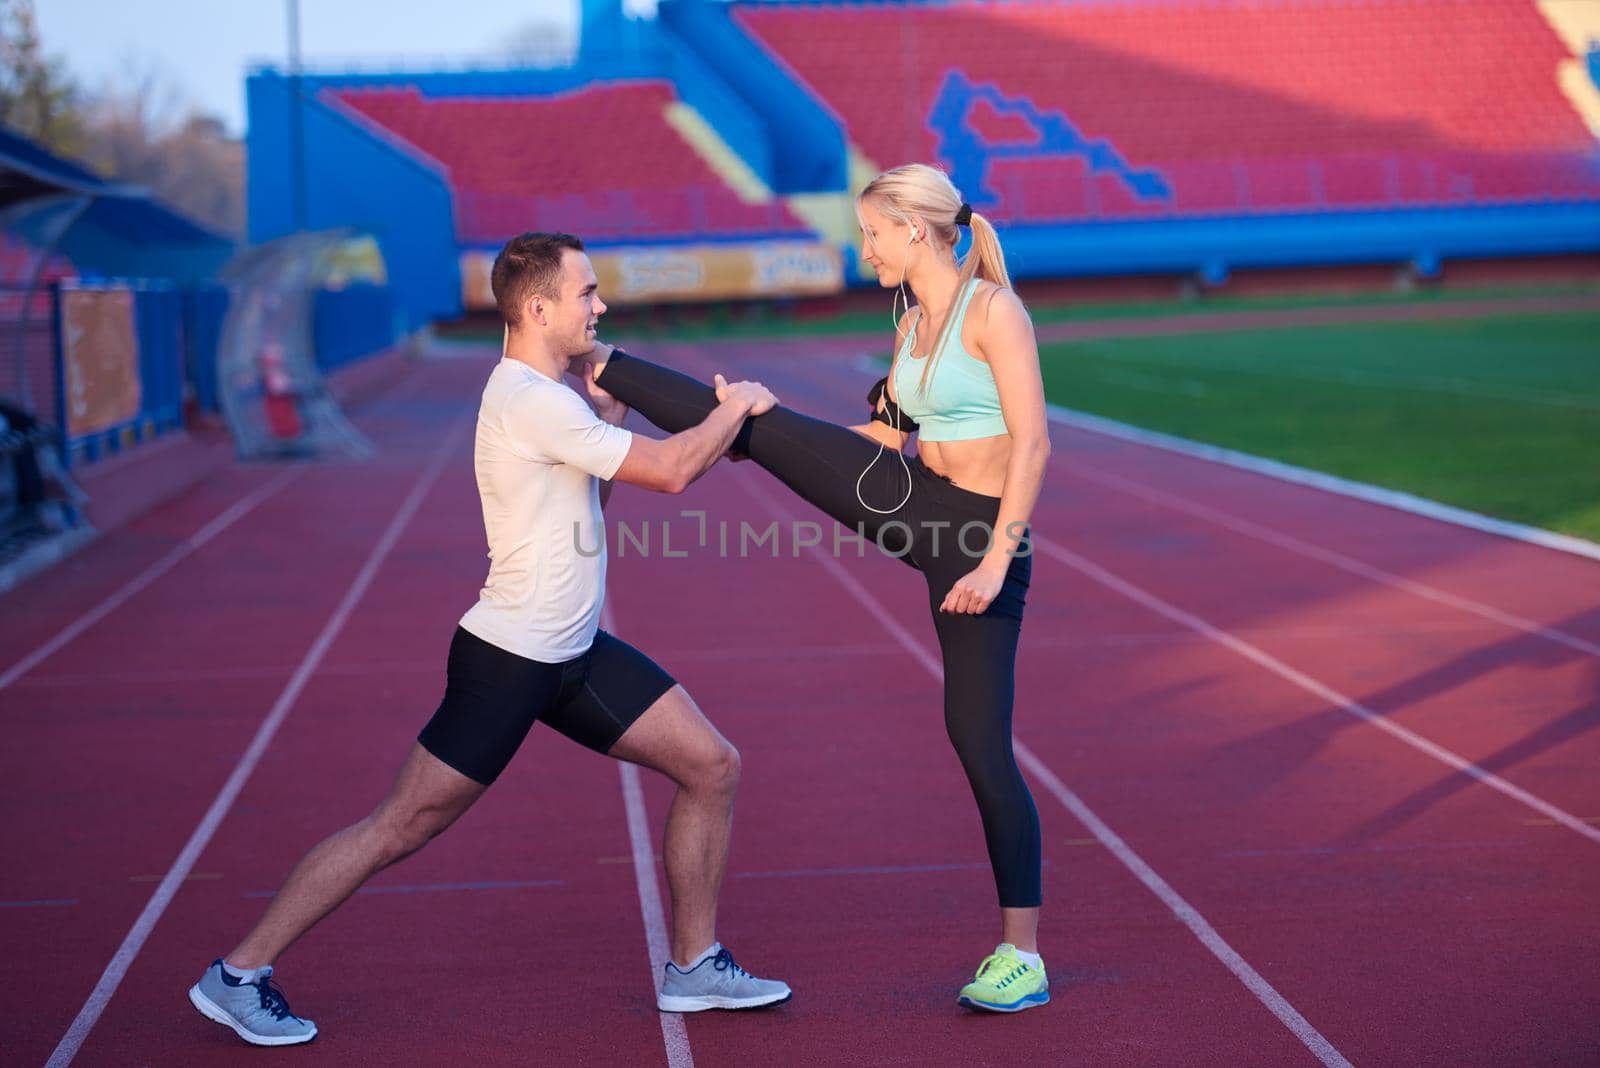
854, 224, 918, 516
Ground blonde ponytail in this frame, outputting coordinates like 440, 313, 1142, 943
963, 211, 1010, 290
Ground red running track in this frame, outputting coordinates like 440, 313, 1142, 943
2, 339, 1596, 1066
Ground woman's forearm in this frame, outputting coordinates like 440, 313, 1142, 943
984, 435, 1051, 568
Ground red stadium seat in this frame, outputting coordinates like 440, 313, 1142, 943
330, 81, 810, 243
736, 0, 1600, 220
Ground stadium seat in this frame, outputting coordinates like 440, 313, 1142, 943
735, 0, 1600, 220
331, 81, 810, 243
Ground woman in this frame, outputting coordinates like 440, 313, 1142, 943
588, 164, 1052, 1012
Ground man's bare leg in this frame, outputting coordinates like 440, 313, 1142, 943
227, 744, 486, 969
607, 685, 740, 966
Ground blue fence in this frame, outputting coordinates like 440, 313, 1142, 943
314, 284, 398, 373
136, 285, 184, 433
10, 280, 400, 467
181, 285, 230, 414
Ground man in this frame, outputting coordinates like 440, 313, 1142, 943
189, 232, 791, 1047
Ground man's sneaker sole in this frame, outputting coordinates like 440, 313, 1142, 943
187, 985, 318, 1046
657, 989, 792, 1013
958, 988, 1050, 1013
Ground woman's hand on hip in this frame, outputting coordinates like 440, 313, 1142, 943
940, 561, 1007, 615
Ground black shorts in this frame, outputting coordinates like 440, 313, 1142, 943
418, 627, 677, 785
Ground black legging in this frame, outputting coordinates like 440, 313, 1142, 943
599, 350, 1042, 908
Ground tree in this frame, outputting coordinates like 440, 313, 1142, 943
0, 0, 89, 158
80, 61, 243, 236
501, 19, 578, 66
1, 7, 242, 237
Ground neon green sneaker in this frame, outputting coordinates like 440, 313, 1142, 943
957, 943, 1050, 1012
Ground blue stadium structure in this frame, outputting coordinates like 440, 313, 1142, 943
246, 0, 1600, 317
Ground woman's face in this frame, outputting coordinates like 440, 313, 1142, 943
857, 199, 916, 288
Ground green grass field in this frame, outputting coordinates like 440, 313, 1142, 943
1037, 311, 1600, 541
451, 282, 1599, 344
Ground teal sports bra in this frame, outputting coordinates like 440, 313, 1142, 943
889, 278, 1009, 442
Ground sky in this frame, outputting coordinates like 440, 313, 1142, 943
35, 0, 659, 138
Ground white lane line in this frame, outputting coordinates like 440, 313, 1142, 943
1064, 462, 1600, 659
44, 424, 467, 1068
1014, 748, 1354, 1067
732, 471, 1353, 1068
1030, 533, 1600, 847
1045, 402, 1600, 564
602, 601, 695, 1068
1, 468, 302, 693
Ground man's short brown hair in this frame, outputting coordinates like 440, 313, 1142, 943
491, 232, 585, 326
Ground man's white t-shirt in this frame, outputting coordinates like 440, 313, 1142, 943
458, 358, 633, 662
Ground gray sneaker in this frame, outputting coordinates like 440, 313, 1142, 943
657, 946, 791, 1012
188, 958, 318, 1046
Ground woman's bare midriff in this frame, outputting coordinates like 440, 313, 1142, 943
918, 435, 1011, 497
